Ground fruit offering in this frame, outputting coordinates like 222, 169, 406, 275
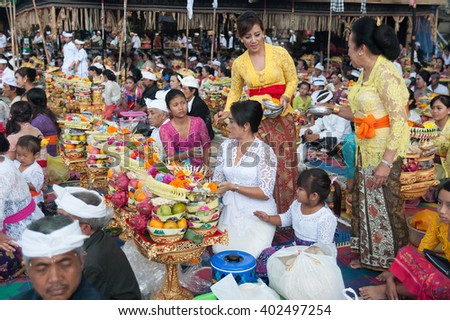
61, 128, 87, 158
147, 201, 187, 243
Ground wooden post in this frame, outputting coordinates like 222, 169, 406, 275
326, 5, 332, 74
185, 14, 189, 68
32, 0, 51, 65
118, 0, 127, 79
211, 8, 216, 63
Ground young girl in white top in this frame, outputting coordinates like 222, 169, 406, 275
254, 168, 341, 276
14, 135, 44, 205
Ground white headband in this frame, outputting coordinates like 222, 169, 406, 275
54, 185, 108, 219
19, 220, 88, 258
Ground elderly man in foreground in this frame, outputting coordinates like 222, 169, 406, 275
53, 185, 141, 300
13, 215, 103, 300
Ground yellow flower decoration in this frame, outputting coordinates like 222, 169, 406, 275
41, 138, 49, 147
423, 121, 437, 129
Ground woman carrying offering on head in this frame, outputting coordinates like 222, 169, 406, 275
214, 11, 298, 213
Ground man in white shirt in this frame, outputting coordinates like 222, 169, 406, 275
212, 60, 221, 77
109, 33, 119, 49
145, 98, 169, 157
311, 63, 327, 83
0, 31, 7, 53
427, 72, 449, 95
264, 35, 272, 45
227, 31, 234, 50
442, 45, 450, 66
289, 30, 297, 45
131, 33, 141, 49
219, 34, 227, 48
61, 32, 78, 75
297, 90, 352, 165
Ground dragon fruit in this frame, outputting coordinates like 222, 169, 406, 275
129, 214, 148, 234
137, 199, 154, 218
111, 190, 128, 208
116, 173, 130, 191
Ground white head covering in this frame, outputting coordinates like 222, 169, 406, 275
142, 71, 157, 81
350, 69, 361, 78
156, 63, 165, 69
155, 90, 169, 100
189, 56, 197, 62
145, 98, 169, 113
315, 63, 324, 72
18, 220, 88, 258
181, 76, 199, 89
0, 59, 7, 64
212, 60, 221, 67
195, 62, 204, 68
53, 185, 108, 219
313, 79, 326, 87
93, 63, 104, 70
2, 70, 17, 87
415, 41, 421, 47
74, 39, 85, 45
62, 32, 73, 38
311, 89, 333, 105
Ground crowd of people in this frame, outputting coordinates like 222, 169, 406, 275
0, 11, 449, 300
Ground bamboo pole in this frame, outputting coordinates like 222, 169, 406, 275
210, 8, 216, 63
326, 5, 332, 74
118, 0, 127, 79
32, 0, 51, 65
185, 13, 189, 68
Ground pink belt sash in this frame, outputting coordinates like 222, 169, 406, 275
2, 199, 36, 234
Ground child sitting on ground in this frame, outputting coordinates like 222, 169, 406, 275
14, 135, 44, 206
254, 168, 341, 277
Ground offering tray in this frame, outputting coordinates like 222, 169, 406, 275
129, 221, 228, 300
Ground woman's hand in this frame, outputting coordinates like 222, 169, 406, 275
305, 133, 320, 143
253, 210, 270, 222
0, 233, 17, 252
280, 95, 290, 113
373, 162, 391, 187
214, 111, 230, 125
188, 147, 203, 159
217, 182, 236, 195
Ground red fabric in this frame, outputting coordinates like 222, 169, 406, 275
248, 84, 286, 100
3, 199, 36, 233
390, 246, 450, 299
258, 114, 297, 213
102, 104, 116, 120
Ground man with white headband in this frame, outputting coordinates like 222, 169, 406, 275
141, 71, 158, 101
145, 98, 169, 157
53, 185, 141, 300
61, 32, 77, 75
13, 215, 103, 299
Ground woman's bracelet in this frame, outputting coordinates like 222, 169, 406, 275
381, 159, 393, 168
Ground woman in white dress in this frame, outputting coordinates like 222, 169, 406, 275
213, 100, 277, 258
74, 40, 89, 78
0, 133, 44, 280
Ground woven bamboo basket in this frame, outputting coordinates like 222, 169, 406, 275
401, 180, 439, 200
65, 151, 85, 160
149, 233, 185, 244
190, 226, 218, 237
416, 165, 436, 182
80, 103, 104, 117
400, 171, 417, 185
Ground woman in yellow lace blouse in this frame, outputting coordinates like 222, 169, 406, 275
360, 181, 450, 300
429, 95, 450, 178
331, 17, 410, 270
214, 11, 298, 213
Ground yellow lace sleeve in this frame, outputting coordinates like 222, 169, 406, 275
418, 217, 441, 252
224, 57, 245, 112
434, 122, 450, 156
276, 47, 298, 98
375, 59, 409, 156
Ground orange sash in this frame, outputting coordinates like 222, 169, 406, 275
45, 135, 59, 145
30, 190, 42, 197
354, 114, 390, 139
